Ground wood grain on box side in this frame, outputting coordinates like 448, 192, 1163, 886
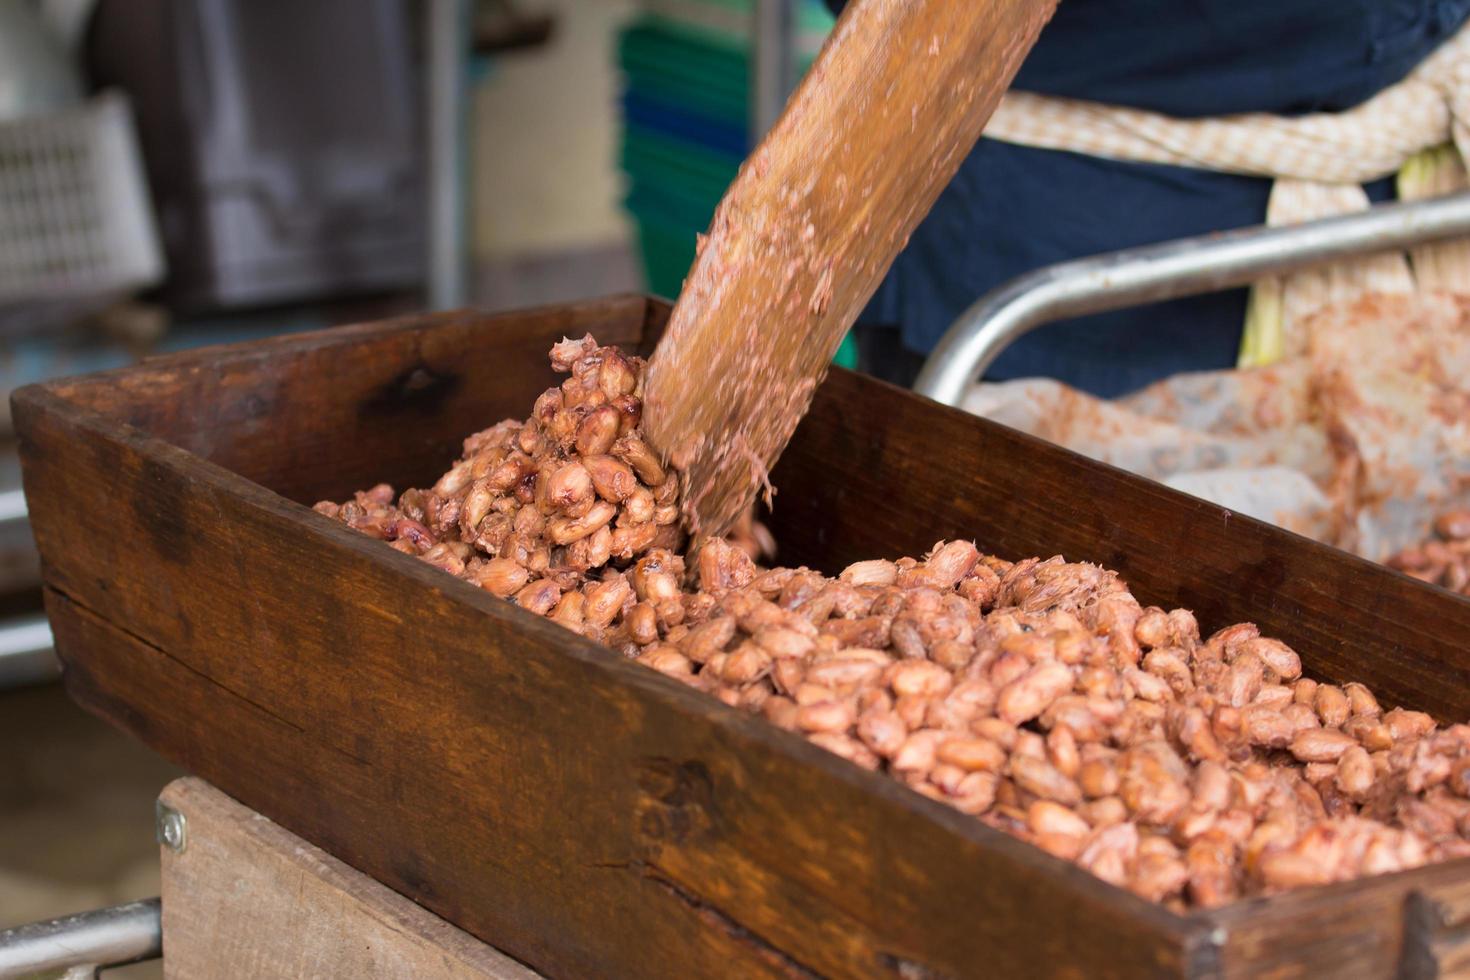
1201, 858, 1470, 978
15, 384, 1201, 978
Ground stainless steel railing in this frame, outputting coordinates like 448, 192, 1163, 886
914, 191, 1470, 406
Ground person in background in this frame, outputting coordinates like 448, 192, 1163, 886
825, 0, 1470, 398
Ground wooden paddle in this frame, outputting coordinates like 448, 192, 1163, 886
642, 0, 1056, 538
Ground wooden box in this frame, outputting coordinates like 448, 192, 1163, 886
15, 295, 1470, 978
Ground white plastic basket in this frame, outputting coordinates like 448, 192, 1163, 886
0, 90, 164, 304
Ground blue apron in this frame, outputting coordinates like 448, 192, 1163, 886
828, 0, 1470, 396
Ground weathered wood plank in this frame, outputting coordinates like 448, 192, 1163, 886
49, 594, 807, 979
158, 777, 540, 980
1401, 886, 1470, 979
1202, 858, 1470, 977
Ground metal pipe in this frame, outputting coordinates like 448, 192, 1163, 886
0, 489, 26, 526
0, 899, 161, 979
914, 191, 1470, 406
0, 488, 47, 689
0, 614, 56, 688
426, 0, 469, 310
750, 0, 795, 143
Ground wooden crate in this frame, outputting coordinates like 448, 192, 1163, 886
14, 294, 1470, 978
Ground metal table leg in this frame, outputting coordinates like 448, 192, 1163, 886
0, 614, 56, 689
0, 899, 161, 979
426, 0, 470, 311
750, 0, 796, 143
0, 485, 50, 688
913, 190, 1470, 407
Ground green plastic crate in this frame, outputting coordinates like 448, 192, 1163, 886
619, 5, 855, 369
630, 209, 857, 371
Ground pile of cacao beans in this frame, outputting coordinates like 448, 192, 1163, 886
1387, 510, 1470, 596
314, 335, 769, 626
319, 337, 1470, 911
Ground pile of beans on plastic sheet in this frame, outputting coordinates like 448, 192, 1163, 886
316, 336, 1470, 911
1387, 510, 1470, 597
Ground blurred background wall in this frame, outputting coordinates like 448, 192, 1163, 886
0, 1, 832, 971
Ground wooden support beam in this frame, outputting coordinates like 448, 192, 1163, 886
158, 778, 540, 980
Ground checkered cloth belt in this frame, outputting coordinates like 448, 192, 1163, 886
983, 17, 1470, 367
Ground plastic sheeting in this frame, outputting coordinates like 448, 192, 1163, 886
961, 292, 1470, 561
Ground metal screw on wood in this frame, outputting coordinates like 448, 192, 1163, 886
157, 800, 187, 853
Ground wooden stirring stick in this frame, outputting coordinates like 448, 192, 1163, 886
642, 0, 1056, 538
